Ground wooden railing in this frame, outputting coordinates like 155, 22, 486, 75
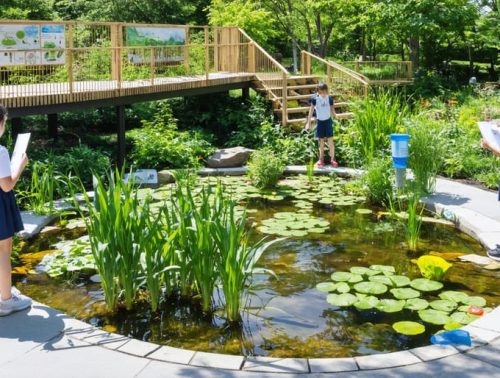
0, 20, 258, 109
238, 29, 289, 126
301, 51, 370, 99
343, 61, 413, 83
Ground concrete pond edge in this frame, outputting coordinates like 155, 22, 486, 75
17, 165, 500, 374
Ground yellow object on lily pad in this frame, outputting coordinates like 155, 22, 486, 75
416, 255, 453, 282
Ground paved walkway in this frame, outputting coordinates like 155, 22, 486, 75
1, 174, 500, 378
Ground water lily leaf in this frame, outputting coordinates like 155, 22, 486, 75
450, 311, 481, 325
354, 295, 379, 310
376, 299, 405, 313
370, 265, 396, 274
316, 282, 337, 292
331, 272, 353, 282
444, 321, 463, 331
405, 298, 429, 311
410, 278, 444, 292
348, 274, 364, 283
350, 267, 371, 275
391, 288, 421, 300
389, 275, 411, 287
418, 309, 452, 325
336, 282, 351, 294
439, 291, 470, 304
462, 296, 486, 307
369, 275, 393, 286
393, 321, 426, 336
416, 255, 453, 281
326, 293, 358, 307
356, 208, 373, 215
354, 281, 388, 295
429, 300, 458, 313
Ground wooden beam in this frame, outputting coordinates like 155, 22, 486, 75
116, 105, 126, 169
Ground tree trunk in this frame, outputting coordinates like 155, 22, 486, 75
360, 29, 367, 61
400, 42, 405, 61
408, 35, 419, 70
291, 37, 298, 73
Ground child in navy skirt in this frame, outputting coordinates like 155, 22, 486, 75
0, 105, 32, 316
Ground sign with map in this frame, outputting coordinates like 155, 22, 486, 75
0, 24, 65, 66
125, 26, 185, 64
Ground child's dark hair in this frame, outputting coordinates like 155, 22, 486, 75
317, 83, 329, 92
0, 104, 7, 122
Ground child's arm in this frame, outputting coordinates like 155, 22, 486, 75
330, 96, 337, 119
305, 104, 315, 130
481, 139, 500, 157
0, 153, 28, 192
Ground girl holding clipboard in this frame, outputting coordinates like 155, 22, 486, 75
0, 104, 32, 316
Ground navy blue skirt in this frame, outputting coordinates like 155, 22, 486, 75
315, 118, 334, 139
0, 189, 24, 240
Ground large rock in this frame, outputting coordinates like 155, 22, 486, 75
206, 147, 254, 168
158, 170, 175, 185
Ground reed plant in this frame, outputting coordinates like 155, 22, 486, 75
306, 158, 314, 183
406, 190, 424, 251
353, 90, 409, 164
24, 161, 59, 214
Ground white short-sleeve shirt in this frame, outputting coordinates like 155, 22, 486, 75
0, 146, 12, 179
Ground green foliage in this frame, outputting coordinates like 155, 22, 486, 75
247, 148, 285, 189
352, 91, 409, 164
408, 119, 445, 194
406, 191, 424, 251
128, 101, 215, 169
416, 255, 453, 282
362, 157, 394, 206
19, 161, 59, 215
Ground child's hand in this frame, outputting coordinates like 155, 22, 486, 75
20, 153, 29, 170
481, 138, 491, 150
305, 121, 311, 130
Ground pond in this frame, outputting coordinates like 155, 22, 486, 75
13, 175, 500, 358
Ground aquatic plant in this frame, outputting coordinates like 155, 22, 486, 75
306, 158, 314, 183
416, 255, 453, 282
22, 161, 60, 215
362, 157, 394, 206
406, 191, 424, 251
247, 148, 285, 189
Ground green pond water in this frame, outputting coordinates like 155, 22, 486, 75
12, 175, 500, 358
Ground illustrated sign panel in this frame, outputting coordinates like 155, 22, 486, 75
125, 26, 185, 64
0, 24, 65, 66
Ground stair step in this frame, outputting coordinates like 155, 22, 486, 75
267, 84, 318, 91
289, 75, 321, 80
273, 102, 350, 113
285, 112, 355, 123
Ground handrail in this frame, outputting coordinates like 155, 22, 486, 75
237, 29, 288, 75
301, 51, 370, 85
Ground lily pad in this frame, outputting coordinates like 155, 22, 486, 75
331, 272, 352, 282
410, 278, 444, 292
370, 265, 396, 274
369, 275, 393, 286
376, 299, 405, 313
353, 281, 388, 295
336, 282, 351, 294
350, 267, 371, 275
391, 288, 421, 300
429, 300, 458, 312
393, 321, 426, 336
405, 298, 429, 311
444, 321, 463, 331
327, 293, 358, 307
462, 296, 486, 307
418, 309, 451, 325
388, 275, 411, 287
356, 208, 373, 215
354, 295, 380, 310
348, 274, 364, 284
439, 291, 470, 304
450, 311, 481, 325
316, 282, 337, 292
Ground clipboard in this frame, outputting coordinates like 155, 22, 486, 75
478, 121, 500, 151
10, 133, 31, 173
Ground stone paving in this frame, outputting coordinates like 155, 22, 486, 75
3, 173, 500, 377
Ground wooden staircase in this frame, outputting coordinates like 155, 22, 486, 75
254, 74, 355, 128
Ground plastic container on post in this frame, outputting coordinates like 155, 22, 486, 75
390, 134, 410, 189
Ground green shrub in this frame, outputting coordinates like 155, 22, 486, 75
352, 90, 409, 164
363, 157, 394, 206
247, 148, 285, 189
128, 101, 215, 169
408, 119, 445, 194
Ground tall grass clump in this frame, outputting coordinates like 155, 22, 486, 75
362, 157, 394, 206
406, 190, 425, 251
353, 90, 409, 164
247, 148, 285, 189
22, 161, 60, 215
408, 119, 445, 194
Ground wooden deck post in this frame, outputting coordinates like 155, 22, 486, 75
407, 61, 413, 79
204, 27, 210, 82
326, 65, 331, 87
150, 47, 155, 85
11, 117, 22, 139
184, 26, 190, 74
67, 25, 74, 99
281, 72, 288, 127
248, 42, 256, 73
214, 28, 219, 72
242, 87, 249, 101
111, 23, 123, 91
48, 113, 58, 140
116, 105, 126, 169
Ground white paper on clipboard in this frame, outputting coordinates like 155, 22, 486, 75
478, 121, 500, 151
10, 133, 31, 173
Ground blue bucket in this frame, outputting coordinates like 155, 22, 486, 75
390, 134, 410, 169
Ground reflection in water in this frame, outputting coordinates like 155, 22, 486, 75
13, 198, 500, 358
